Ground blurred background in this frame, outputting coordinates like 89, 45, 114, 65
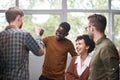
0, 0, 120, 80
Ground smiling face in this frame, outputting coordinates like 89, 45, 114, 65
55, 27, 67, 41
76, 39, 89, 55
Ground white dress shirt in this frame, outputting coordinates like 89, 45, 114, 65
75, 55, 91, 77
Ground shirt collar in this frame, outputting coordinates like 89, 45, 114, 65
75, 55, 91, 67
5, 25, 18, 30
96, 35, 106, 45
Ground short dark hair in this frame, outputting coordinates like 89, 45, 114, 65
59, 22, 70, 32
76, 34, 95, 53
5, 7, 24, 23
88, 14, 107, 33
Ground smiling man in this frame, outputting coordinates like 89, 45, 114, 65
36, 22, 77, 80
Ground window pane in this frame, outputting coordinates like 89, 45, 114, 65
0, 0, 15, 9
19, 0, 62, 10
68, 12, 108, 42
111, 0, 120, 10
0, 13, 8, 31
67, 0, 108, 9
114, 15, 120, 48
23, 14, 60, 37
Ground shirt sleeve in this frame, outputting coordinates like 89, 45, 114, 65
26, 33, 43, 56
66, 56, 78, 80
100, 47, 119, 80
36, 36, 45, 49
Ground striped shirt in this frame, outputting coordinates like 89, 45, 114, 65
0, 28, 43, 80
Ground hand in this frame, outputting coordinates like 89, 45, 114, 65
35, 27, 44, 36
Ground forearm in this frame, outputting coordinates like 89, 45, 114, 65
36, 36, 45, 56
36, 36, 45, 49
26, 33, 44, 56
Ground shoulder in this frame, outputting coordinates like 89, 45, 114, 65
43, 36, 54, 40
98, 38, 118, 57
43, 36, 54, 39
17, 29, 29, 34
64, 38, 73, 44
102, 38, 113, 45
99, 38, 116, 50
42, 36, 55, 44
0, 29, 29, 35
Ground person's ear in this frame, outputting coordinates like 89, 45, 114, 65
14, 15, 19, 22
86, 46, 89, 50
15, 15, 22, 25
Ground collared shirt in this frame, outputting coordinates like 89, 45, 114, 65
75, 55, 91, 77
66, 56, 90, 80
0, 28, 43, 80
88, 35, 119, 80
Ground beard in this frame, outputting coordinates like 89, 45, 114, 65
88, 32, 94, 41
19, 22, 23, 29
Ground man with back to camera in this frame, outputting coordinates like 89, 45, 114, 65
36, 22, 77, 80
0, 7, 45, 80
87, 14, 119, 80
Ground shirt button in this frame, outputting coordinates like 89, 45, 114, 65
112, 68, 115, 71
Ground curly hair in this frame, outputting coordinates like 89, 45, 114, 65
76, 34, 95, 53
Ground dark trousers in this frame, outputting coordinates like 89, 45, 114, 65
39, 75, 48, 80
